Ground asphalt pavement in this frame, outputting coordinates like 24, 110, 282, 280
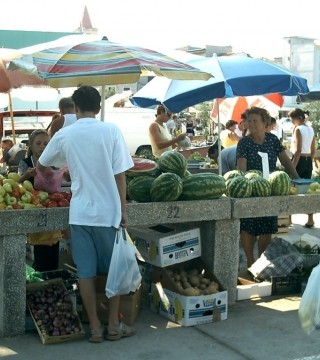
1, 213, 320, 360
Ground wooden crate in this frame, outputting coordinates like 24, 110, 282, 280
26, 279, 85, 344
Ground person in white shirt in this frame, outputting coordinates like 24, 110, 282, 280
37, 86, 135, 343
48, 97, 77, 137
289, 108, 315, 228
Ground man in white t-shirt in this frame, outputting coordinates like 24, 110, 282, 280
37, 86, 135, 343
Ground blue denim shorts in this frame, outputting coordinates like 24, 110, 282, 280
69, 225, 117, 278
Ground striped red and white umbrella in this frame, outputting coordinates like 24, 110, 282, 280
8, 34, 211, 88
211, 93, 284, 125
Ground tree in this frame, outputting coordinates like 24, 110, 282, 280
302, 101, 320, 138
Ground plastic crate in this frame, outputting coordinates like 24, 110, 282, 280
271, 274, 302, 295
40, 269, 78, 291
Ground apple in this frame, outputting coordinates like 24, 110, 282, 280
12, 204, 22, 210
11, 188, 21, 199
38, 191, 49, 202
309, 182, 319, 191
47, 200, 58, 208
21, 191, 32, 204
58, 198, 70, 207
5, 193, 17, 205
49, 193, 64, 202
22, 180, 34, 191
7, 172, 21, 182
3, 179, 19, 188
18, 200, 25, 208
3, 183, 12, 193
23, 203, 37, 209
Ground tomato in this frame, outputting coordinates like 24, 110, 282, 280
12, 204, 22, 210
11, 188, 21, 199
49, 193, 64, 201
47, 200, 58, 208
58, 198, 70, 207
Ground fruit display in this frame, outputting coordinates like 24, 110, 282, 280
268, 170, 291, 196
166, 267, 220, 296
179, 173, 226, 200
306, 181, 320, 194
126, 152, 226, 203
27, 281, 84, 340
126, 157, 158, 177
225, 176, 252, 198
127, 175, 155, 202
0, 172, 71, 210
150, 173, 183, 202
244, 173, 271, 197
157, 151, 187, 177
224, 169, 292, 198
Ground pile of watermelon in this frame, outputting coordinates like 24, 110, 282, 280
224, 169, 291, 198
126, 151, 226, 202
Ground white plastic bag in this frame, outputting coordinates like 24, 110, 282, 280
105, 228, 142, 298
298, 263, 320, 334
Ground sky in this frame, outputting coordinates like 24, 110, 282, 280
1, 0, 319, 59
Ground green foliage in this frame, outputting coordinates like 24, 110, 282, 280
302, 102, 320, 137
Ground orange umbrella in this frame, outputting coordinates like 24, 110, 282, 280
211, 93, 284, 125
0, 48, 49, 143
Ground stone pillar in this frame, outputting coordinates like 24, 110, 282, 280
0, 234, 26, 337
201, 219, 240, 305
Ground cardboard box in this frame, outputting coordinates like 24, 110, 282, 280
150, 259, 228, 326
26, 279, 85, 344
79, 275, 141, 326
237, 276, 272, 301
128, 225, 201, 267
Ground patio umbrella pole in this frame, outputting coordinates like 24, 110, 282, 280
100, 85, 105, 121
217, 101, 222, 176
8, 92, 16, 144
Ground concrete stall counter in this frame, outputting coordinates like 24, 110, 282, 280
1, 195, 320, 337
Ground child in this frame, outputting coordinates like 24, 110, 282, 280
18, 129, 60, 272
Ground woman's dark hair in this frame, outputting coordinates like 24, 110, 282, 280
225, 120, 238, 129
156, 104, 166, 115
27, 129, 49, 157
247, 106, 271, 126
288, 108, 309, 121
72, 86, 101, 113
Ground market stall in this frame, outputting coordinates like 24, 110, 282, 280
1, 195, 320, 337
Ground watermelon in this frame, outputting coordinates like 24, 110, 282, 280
247, 175, 271, 197
268, 170, 291, 196
178, 136, 192, 149
223, 170, 244, 181
127, 176, 155, 202
157, 151, 187, 177
179, 173, 226, 200
150, 173, 183, 202
126, 157, 158, 177
226, 176, 252, 198
244, 172, 260, 180
245, 169, 263, 177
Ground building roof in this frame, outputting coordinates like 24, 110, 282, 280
0, 30, 75, 49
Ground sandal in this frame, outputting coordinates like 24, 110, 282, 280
105, 322, 135, 341
89, 326, 104, 343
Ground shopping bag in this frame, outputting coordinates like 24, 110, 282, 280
34, 166, 68, 194
105, 228, 142, 298
248, 237, 304, 280
298, 264, 320, 334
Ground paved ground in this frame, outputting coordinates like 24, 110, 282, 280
1, 213, 320, 360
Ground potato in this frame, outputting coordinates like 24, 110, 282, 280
180, 270, 188, 278
182, 281, 192, 289
188, 275, 201, 287
198, 283, 207, 290
189, 269, 199, 276
200, 277, 210, 286
174, 274, 181, 281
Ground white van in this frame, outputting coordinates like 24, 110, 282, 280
102, 107, 156, 155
